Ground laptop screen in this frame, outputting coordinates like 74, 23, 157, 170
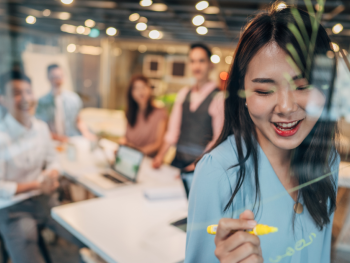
113, 146, 143, 181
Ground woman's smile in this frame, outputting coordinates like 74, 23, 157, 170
271, 119, 304, 137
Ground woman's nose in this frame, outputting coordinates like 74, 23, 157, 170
274, 89, 298, 115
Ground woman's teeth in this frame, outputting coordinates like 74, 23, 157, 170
274, 120, 300, 130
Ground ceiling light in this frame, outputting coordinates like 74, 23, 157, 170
67, 44, 76, 53
26, 15, 36, 24
136, 22, 147, 31
203, 6, 219, 14
83, 27, 91, 35
326, 50, 335, 59
210, 54, 220, 63
129, 13, 140, 22
225, 55, 233, 64
138, 45, 147, 53
149, 30, 162, 39
89, 28, 100, 38
139, 17, 148, 23
61, 24, 77, 34
196, 26, 208, 35
140, 0, 152, 7
193, 15, 205, 26
42, 9, 51, 17
276, 2, 287, 11
332, 23, 343, 34
151, 3, 167, 11
58, 12, 70, 20
61, 0, 73, 4
220, 72, 229, 80
196, 1, 209, 11
332, 42, 339, 52
106, 27, 117, 36
76, 26, 85, 34
85, 19, 95, 28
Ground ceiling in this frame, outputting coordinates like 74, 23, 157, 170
2, 0, 350, 47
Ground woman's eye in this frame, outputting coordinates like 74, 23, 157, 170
255, 90, 274, 95
296, 85, 311, 91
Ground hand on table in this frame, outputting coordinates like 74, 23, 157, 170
52, 133, 69, 143
214, 210, 263, 263
40, 170, 60, 195
152, 155, 163, 169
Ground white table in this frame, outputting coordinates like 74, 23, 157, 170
54, 137, 188, 263
52, 191, 187, 263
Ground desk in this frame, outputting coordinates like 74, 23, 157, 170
52, 191, 187, 263
55, 138, 187, 263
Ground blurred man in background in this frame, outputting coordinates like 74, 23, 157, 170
153, 43, 224, 170
0, 70, 83, 263
36, 64, 96, 142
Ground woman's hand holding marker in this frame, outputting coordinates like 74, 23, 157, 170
214, 210, 263, 263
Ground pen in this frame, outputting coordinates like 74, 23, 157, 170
207, 224, 278, 236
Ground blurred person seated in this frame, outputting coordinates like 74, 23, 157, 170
153, 43, 224, 170
35, 64, 96, 142
119, 75, 167, 157
0, 70, 84, 263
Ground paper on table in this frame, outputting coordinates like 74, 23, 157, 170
144, 187, 186, 200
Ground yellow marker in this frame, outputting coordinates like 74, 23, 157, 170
207, 224, 278, 236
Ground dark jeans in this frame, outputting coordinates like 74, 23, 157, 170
0, 194, 84, 263
171, 156, 193, 170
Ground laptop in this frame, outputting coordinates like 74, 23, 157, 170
103, 145, 144, 184
170, 170, 194, 232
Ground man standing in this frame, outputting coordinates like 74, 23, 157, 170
0, 70, 83, 263
153, 43, 224, 170
36, 64, 95, 142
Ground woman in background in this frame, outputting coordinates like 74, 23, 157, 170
120, 75, 167, 157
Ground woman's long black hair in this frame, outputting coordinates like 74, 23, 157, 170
210, 5, 338, 230
126, 75, 154, 127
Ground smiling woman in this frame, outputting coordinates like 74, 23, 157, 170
185, 3, 339, 263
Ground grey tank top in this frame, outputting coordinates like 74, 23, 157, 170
175, 88, 219, 164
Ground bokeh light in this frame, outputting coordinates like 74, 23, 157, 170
67, 43, 76, 53
225, 55, 233, 64
140, 0, 152, 7
106, 27, 117, 36
192, 15, 205, 26
26, 15, 36, 24
196, 26, 208, 35
61, 0, 73, 4
196, 1, 209, 11
85, 19, 96, 28
129, 13, 140, 22
220, 72, 229, 80
149, 30, 163, 39
210, 54, 220, 63
332, 23, 343, 34
136, 22, 147, 31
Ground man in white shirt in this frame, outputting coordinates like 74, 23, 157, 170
36, 64, 96, 142
0, 70, 83, 263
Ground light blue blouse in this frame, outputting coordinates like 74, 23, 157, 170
185, 135, 339, 263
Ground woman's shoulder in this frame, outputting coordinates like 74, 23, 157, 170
199, 134, 239, 171
151, 105, 168, 119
